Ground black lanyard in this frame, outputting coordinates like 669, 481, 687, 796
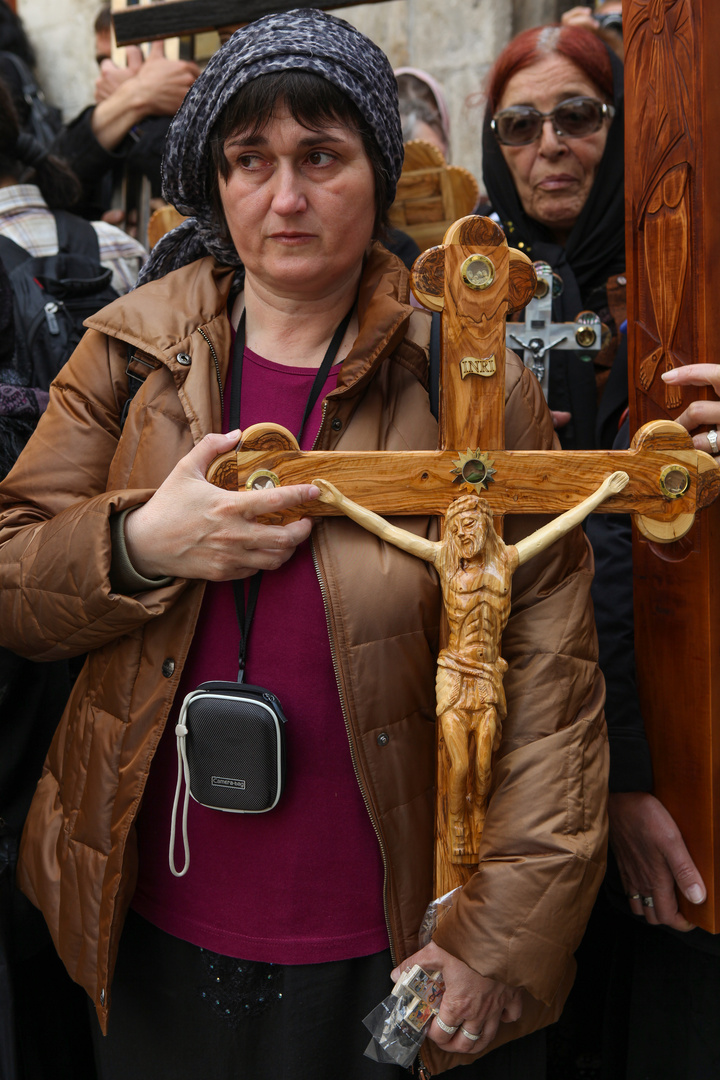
230, 305, 354, 681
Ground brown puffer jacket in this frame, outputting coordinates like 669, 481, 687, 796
0, 244, 607, 1074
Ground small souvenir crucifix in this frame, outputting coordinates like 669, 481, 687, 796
207, 216, 720, 895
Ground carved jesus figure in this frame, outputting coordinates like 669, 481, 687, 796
434, 498, 514, 857
314, 470, 628, 862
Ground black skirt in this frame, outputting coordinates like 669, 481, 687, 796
90, 908, 546, 1080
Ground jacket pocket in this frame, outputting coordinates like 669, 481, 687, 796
67, 704, 126, 856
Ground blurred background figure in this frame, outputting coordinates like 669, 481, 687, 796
481, 22, 626, 450
0, 0, 195, 238
0, 78, 145, 295
0, 0, 63, 151
50, 3, 200, 232
390, 67, 480, 260
94, 1, 113, 65
561, 1, 624, 59
395, 67, 451, 160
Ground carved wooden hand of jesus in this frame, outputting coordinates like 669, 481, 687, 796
314, 471, 629, 861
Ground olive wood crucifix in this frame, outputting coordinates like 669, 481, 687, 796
207, 215, 720, 896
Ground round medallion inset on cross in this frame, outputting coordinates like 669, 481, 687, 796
460, 254, 496, 291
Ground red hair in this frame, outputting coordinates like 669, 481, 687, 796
486, 24, 614, 114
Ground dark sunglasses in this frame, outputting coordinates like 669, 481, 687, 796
491, 96, 615, 147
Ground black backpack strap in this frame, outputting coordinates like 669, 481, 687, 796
429, 310, 441, 422
0, 51, 35, 97
53, 210, 101, 261
120, 345, 157, 432
0, 212, 101, 268
0, 232, 32, 275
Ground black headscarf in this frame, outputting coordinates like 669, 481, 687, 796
482, 40, 625, 448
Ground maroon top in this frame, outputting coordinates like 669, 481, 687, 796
132, 339, 389, 963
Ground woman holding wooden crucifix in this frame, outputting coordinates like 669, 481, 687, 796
0, 9, 607, 1077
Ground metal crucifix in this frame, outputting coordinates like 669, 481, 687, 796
506, 261, 603, 400
206, 215, 720, 896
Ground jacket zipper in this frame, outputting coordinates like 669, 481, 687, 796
309, 399, 395, 955
197, 326, 224, 417
312, 540, 433, 1078
310, 536, 396, 949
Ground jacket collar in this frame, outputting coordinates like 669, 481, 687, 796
85, 243, 420, 388
336, 241, 417, 394
84, 258, 237, 366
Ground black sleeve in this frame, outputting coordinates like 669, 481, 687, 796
49, 107, 117, 220
382, 228, 422, 270
50, 108, 116, 181
50, 110, 171, 217
121, 115, 171, 196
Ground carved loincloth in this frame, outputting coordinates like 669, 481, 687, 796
436, 650, 508, 718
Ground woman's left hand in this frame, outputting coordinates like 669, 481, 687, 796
662, 364, 720, 453
609, 791, 706, 930
391, 942, 522, 1055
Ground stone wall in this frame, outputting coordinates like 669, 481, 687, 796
18, 0, 100, 123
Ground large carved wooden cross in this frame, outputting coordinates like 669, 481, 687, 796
624, 0, 720, 932
206, 215, 719, 896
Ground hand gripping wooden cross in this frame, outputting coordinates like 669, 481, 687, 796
207, 216, 720, 896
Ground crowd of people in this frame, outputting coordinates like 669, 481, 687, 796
0, 1, 716, 1079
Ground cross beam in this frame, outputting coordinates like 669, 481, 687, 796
207, 422, 716, 543
111, 0, 388, 46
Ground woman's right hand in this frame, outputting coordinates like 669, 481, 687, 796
662, 365, 720, 454
551, 409, 572, 431
123, 431, 319, 581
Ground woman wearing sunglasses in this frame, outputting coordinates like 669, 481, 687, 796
482, 24, 626, 451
